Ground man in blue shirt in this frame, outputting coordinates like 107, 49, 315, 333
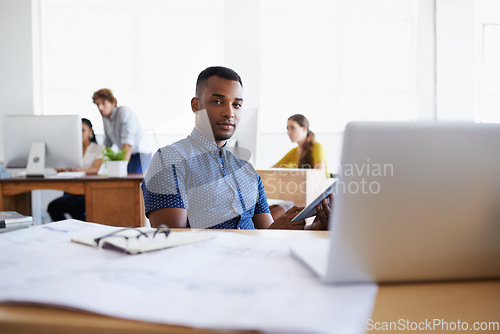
142, 66, 331, 229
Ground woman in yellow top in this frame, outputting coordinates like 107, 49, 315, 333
273, 114, 329, 176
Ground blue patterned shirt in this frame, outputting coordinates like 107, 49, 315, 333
142, 128, 269, 229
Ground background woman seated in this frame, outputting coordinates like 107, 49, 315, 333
273, 114, 329, 177
269, 114, 330, 219
47, 118, 104, 221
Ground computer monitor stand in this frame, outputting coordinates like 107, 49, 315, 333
26, 142, 56, 177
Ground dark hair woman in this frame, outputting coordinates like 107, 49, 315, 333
273, 114, 328, 176
47, 118, 105, 222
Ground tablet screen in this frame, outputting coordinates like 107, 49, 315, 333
290, 180, 336, 222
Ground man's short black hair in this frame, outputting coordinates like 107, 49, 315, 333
196, 66, 243, 97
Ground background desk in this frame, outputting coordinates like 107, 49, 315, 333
0, 229, 498, 334
0, 174, 145, 227
256, 169, 333, 207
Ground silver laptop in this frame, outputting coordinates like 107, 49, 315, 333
291, 121, 500, 284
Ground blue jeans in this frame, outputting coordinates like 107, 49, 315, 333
128, 153, 152, 174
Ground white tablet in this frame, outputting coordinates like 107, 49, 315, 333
291, 180, 336, 222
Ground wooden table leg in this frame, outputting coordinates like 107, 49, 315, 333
85, 180, 145, 227
0, 186, 32, 215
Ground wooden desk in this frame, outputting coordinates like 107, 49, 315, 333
0, 174, 145, 227
1, 230, 498, 334
256, 168, 332, 207
369, 280, 500, 334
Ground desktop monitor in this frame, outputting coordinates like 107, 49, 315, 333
227, 107, 260, 167
3, 115, 82, 175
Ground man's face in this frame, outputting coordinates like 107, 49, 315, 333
192, 76, 243, 146
94, 98, 115, 118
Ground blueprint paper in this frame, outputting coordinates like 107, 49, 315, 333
0, 220, 378, 334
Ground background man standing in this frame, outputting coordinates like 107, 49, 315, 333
92, 88, 152, 173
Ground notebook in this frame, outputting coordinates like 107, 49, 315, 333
0, 211, 33, 233
291, 122, 500, 284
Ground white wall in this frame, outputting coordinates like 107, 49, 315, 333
0, 0, 35, 163
224, 0, 261, 110
436, 0, 475, 120
417, 0, 437, 120
223, 0, 265, 168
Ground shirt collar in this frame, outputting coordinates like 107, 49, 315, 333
108, 106, 118, 120
189, 128, 227, 155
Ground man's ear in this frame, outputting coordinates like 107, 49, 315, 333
191, 97, 199, 113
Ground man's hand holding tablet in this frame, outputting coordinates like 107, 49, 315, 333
268, 180, 336, 230
291, 180, 336, 222
305, 192, 334, 230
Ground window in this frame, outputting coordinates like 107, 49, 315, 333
476, 22, 500, 122
40, 0, 224, 134
261, 0, 424, 133
39, 0, 433, 137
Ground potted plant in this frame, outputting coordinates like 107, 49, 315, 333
103, 147, 128, 177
